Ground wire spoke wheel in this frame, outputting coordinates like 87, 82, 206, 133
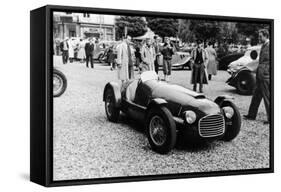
149, 115, 167, 146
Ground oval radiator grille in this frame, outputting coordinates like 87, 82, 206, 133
198, 114, 225, 138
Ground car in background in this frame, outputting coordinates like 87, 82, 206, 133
218, 53, 244, 70
93, 41, 116, 62
103, 71, 241, 154
226, 46, 261, 95
158, 51, 192, 70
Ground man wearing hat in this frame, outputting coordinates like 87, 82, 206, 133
60, 37, 69, 64
190, 39, 208, 93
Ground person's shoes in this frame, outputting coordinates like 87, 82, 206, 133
263, 121, 269, 125
243, 115, 255, 120
193, 87, 196, 92
199, 89, 203, 93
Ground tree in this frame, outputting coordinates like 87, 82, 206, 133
115, 16, 147, 40
236, 22, 269, 45
146, 17, 179, 39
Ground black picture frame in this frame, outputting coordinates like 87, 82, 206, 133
30, 4, 274, 187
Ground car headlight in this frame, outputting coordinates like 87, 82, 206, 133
223, 106, 234, 119
184, 110, 197, 124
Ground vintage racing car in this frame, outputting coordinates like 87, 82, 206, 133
103, 71, 241, 154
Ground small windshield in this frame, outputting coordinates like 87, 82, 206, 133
140, 71, 158, 82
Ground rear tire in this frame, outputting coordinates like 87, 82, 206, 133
146, 106, 177, 154
236, 71, 255, 95
104, 88, 120, 122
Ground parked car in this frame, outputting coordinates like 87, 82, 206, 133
103, 71, 241, 154
158, 51, 192, 70
93, 41, 116, 62
218, 53, 244, 70
226, 46, 261, 95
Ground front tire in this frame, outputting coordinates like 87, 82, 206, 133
221, 101, 241, 141
146, 106, 177, 154
53, 69, 67, 97
104, 88, 120, 122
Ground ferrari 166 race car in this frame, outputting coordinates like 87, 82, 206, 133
103, 71, 241, 154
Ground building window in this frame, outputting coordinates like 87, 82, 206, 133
83, 13, 90, 18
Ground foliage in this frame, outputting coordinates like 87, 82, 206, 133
146, 17, 179, 39
115, 16, 147, 40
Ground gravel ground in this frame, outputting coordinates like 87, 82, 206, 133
53, 56, 270, 181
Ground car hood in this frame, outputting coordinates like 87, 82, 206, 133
148, 81, 221, 114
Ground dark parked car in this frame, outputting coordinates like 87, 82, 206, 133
218, 53, 244, 70
226, 46, 261, 95
103, 71, 241, 154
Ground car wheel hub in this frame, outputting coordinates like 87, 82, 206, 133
53, 74, 63, 95
149, 116, 167, 146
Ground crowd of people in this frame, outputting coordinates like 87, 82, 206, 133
54, 28, 270, 124
115, 35, 219, 93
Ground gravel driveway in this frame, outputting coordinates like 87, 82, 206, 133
53, 56, 270, 181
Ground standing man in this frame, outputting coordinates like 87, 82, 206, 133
116, 35, 135, 81
60, 37, 69, 64
140, 38, 156, 72
244, 29, 270, 124
161, 37, 174, 82
153, 36, 161, 74
85, 38, 95, 68
190, 40, 208, 93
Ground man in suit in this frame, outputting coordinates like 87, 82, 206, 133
85, 38, 95, 68
60, 37, 69, 64
116, 35, 135, 81
244, 29, 270, 124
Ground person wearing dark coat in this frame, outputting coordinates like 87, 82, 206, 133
85, 38, 95, 68
161, 37, 175, 82
107, 45, 116, 70
190, 40, 208, 93
60, 38, 69, 64
244, 29, 270, 124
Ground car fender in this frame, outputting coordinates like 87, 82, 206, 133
146, 98, 168, 111
228, 67, 253, 85
214, 95, 234, 107
103, 82, 121, 108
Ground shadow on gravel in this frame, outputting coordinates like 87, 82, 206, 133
117, 114, 211, 152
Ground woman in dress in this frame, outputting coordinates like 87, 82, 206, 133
77, 38, 86, 63
205, 42, 218, 80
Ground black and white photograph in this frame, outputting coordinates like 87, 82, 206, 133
52, 9, 272, 181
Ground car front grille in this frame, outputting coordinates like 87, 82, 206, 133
198, 114, 225, 138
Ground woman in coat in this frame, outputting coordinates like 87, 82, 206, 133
205, 42, 218, 80
190, 40, 208, 93
116, 36, 135, 81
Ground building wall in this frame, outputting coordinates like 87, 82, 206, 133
53, 12, 116, 41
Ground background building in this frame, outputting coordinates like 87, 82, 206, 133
53, 12, 116, 41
